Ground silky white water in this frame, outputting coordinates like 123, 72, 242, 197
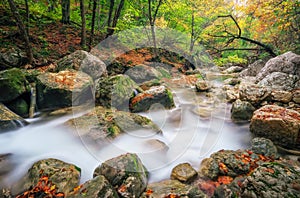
0, 86, 251, 188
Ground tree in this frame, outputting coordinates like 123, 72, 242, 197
80, 0, 87, 47
8, 0, 34, 65
106, 0, 125, 37
89, 0, 97, 48
61, 0, 70, 24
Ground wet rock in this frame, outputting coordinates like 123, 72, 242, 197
271, 90, 293, 103
0, 68, 30, 103
130, 85, 175, 113
95, 74, 143, 111
0, 103, 28, 132
12, 158, 81, 196
93, 153, 148, 198
5, 98, 28, 117
292, 89, 300, 103
171, 163, 198, 183
250, 137, 277, 158
64, 106, 161, 140
250, 105, 300, 149
0, 154, 13, 179
222, 66, 243, 74
125, 64, 162, 84
256, 51, 300, 82
258, 72, 298, 91
239, 59, 266, 77
239, 84, 270, 106
140, 180, 206, 198
56, 50, 107, 79
36, 70, 93, 110
231, 99, 256, 122
68, 175, 119, 198
195, 80, 211, 92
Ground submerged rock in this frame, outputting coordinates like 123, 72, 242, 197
0, 68, 30, 103
94, 153, 148, 198
68, 175, 119, 198
130, 85, 175, 113
250, 105, 300, 150
171, 163, 198, 183
0, 103, 28, 132
231, 99, 256, 122
36, 70, 93, 110
12, 158, 81, 196
64, 106, 161, 141
56, 50, 107, 79
140, 180, 206, 198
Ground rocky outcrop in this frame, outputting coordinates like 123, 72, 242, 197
94, 153, 148, 198
258, 72, 298, 91
170, 163, 198, 183
129, 85, 175, 113
12, 158, 81, 196
36, 70, 93, 110
0, 68, 30, 103
64, 106, 161, 140
140, 180, 206, 198
56, 50, 107, 80
0, 103, 28, 132
68, 175, 119, 198
231, 99, 256, 122
95, 74, 143, 111
250, 105, 300, 150
125, 64, 162, 84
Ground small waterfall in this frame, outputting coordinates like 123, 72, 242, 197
28, 83, 37, 118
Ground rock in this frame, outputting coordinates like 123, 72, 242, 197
64, 106, 161, 140
12, 158, 81, 196
256, 51, 300, 82
231, 99, 256, 122
95, 74, 143, 111
129, 85, 175, 113
56, 50, 107, 79
250, 137, 277, 157
239, 84, 270, 106
271, 90, 293, 103
239, 59, 266, 77
222, 66, 243, 74
223, 77, 241, 86
250, 105, 300, 149
292, 89, 300, 103
258, 72, 298, 91
0, 103, 28, 132
0, 68, 30, 103
0, 154, 13, 180
140, 180, 206, 198
68, 175, 119, 198
170, 163, 198, 183
225, 89, 239, 103
36, 70, 93, 110
5, 98, 29, 117
125, 64, 162, 84
93, 153, 148, 198
195, 80, 211, 92
0, 48, 27, 70
139, 79, 161, 91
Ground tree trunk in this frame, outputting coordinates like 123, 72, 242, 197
24, 0, 29, 35
61, 0, 70, 24
80, 0, 86, 47
8, 0, 33, 65
106, 0, 115, 38
89, 0, 97, 49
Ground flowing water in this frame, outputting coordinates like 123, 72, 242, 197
0, 75, 252, 188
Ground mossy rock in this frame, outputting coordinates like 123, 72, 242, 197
0, 68, 30, 102
5, 97, 29, 117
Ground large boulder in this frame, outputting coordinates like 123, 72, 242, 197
95, 74, 143, 111
238, 84, 270, 106
129, 86, 175, 113
12, 158, 81, 196
93, 153, 148, 198
140, 180, 206, 198
36, 70, 93, 110
0, 68, 30, 103
258, 72, 298, 91
231, 99, 256, 122
64, 106, 161, 140
56, 50, 107, 79
239, 59, 266, 77
0, 103, 28, 132
256, 51, 300, 82
125, 64, 162, 84
250, 105, 300, 150
68, 175, 119, 198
